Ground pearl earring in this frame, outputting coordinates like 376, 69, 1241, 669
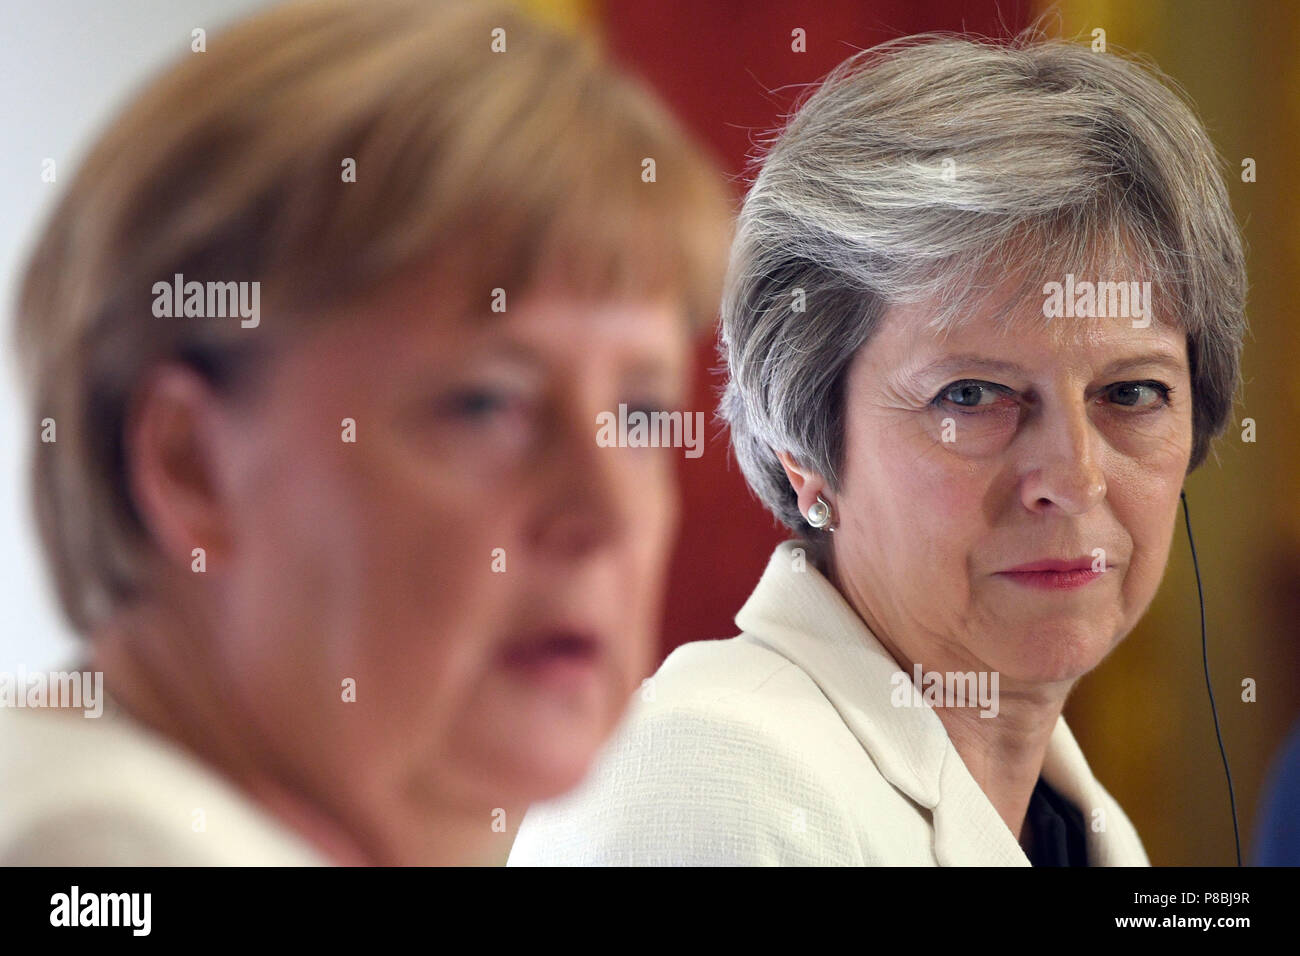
806, 495, 834, 530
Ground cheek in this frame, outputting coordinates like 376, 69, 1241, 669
630, 454, 681, 563
334, 437, 508, 679
221, 411, 502, 753
1109, 459, 1183, 587
850, 419, 988, 567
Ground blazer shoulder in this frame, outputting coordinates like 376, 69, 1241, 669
0, 709, 324, 865
645, 633, 820, 709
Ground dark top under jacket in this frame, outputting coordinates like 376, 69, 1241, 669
1023, 776, 1090, 866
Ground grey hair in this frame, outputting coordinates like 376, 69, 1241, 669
718, 31, 1247, 540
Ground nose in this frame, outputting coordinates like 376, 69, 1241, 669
1017, 396, 1107, 515
526, 403, 629, 559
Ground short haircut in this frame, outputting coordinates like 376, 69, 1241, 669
719, 31, 1247, 537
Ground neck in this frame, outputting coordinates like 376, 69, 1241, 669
930, 688, 1067, 845
827, 562, 1072, 845
89, 600, 377, 865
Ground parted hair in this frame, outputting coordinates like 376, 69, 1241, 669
13, 0, 733, 633
719, 31, 1247, 537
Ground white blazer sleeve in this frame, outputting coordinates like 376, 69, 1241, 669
508, 698, 865, 866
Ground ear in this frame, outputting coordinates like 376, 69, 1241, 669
776, 450, 831, 522
124, 363, 236, 570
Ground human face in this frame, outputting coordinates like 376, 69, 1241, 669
201, 266, 689, 858
824, 286, 1193, 688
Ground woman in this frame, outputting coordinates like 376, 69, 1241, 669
1, 0, 731, 865
509, 32, 1246, 865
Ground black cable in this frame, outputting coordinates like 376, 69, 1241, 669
1180, 488, 1241, 866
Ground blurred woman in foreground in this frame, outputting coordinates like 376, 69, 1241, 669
2, 0, 731, 865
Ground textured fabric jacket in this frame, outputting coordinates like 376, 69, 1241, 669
509, 541, 1151, 866
0, 696, 327, 865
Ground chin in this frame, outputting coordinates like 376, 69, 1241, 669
476, 744, 605, 808
484, 708, 616, 796
994, 632, 1113, 685
524, 757, 602, 804
448, 673, 628, 804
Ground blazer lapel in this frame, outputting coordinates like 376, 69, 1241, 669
1040, 717, 1150, 865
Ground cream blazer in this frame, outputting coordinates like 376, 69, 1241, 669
0, 697, 328, 865
509, 541, 1151, 866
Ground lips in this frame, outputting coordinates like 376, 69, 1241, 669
995, 555, 1108, 591
1001, 556, 1101, 573
499, 629, 604, 670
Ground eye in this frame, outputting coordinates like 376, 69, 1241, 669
1106, 381, 1173, 409
438, 387, 522, 421
933, 380, 1015, 412
624, 399, 673, 418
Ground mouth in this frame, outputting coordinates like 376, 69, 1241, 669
498, 629, 606, 688
995, 555, 1112, 590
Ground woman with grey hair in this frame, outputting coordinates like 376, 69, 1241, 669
510, 32, 1246, 865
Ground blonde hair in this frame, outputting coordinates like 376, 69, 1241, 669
13, 0, 733, 632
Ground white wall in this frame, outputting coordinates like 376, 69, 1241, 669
0, 1, 274, 669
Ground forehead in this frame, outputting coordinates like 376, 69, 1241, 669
299, 254, 689, 350
874, 292, 1188, 377
256, 267, 693, 404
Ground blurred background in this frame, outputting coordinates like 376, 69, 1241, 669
3, 0, 1295, 865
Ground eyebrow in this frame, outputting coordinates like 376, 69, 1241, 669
475, 341, 547, 367
393, 342, 546, 391
398, 341, 683, 394
623, 356, 683, 388
478, 345, 681, 386
906, 351, 1186, 381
